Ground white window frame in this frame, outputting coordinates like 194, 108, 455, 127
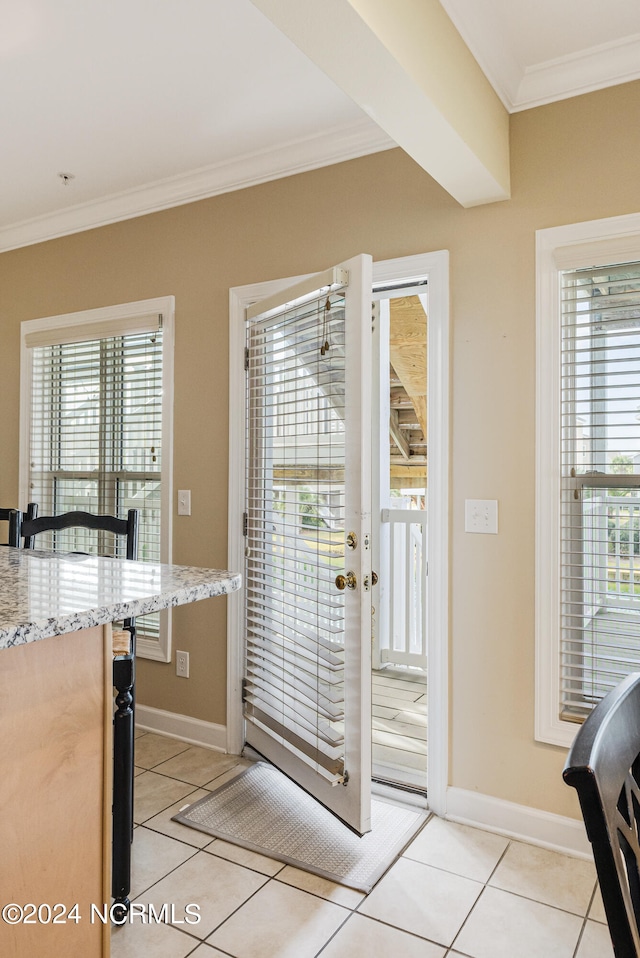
20, 296, 175, 662
227, 251, 449, 815
536, 213, 640, 746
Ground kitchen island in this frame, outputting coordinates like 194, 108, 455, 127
0, 547, 240, 958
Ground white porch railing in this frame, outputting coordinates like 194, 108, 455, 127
583, 494, 640, 612
379, 508, 427, 669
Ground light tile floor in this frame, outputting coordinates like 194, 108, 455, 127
111, 729, 612, 958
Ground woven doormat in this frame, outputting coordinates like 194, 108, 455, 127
172, 761, 427, 893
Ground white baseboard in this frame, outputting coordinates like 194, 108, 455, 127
136, 704, 227, 753
446, 787, 592, 860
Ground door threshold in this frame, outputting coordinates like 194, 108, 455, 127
372, 777, 428, 809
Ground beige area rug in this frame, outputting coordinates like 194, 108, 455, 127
172, 761, 428, 893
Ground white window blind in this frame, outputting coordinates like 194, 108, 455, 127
244, 291, 347, 782
28, 321, 164, 641
561, 260, 640, 720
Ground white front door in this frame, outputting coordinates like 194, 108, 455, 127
241, 254, 373, 835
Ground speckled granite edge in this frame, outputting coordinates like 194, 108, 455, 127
0, 551, 241, 649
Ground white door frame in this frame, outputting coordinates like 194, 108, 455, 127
227, 251, 449, 815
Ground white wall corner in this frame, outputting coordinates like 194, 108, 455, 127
438, 0, 521, 112
445, 787, 592, 860
135, 704, 227, 753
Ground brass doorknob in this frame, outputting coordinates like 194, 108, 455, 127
335, 571, 357, 591
371, 571, 378, 586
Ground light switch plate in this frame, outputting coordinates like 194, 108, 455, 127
465, 499, 498, 534
177, 490, 191, 516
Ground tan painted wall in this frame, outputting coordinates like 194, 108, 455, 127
2, 80, 640, 820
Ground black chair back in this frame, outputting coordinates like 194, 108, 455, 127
1, 504, 38, 547
564, 672, 640, 958
0, 508, 21, 548
21, 508, 139, 560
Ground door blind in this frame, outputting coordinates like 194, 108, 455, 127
560, 260, 640, 719
28, 325, 163, 637
244, 290, 347, 782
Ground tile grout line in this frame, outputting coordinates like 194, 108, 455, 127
134, 763, 248, 824
198, 873, 284, 948
446, 839, 513, 953
135, 784, 212, 826
124, 847, 272, 950
311, 906, 360, 957
202, 843, 288, 880
137, 819, 216, 853
570, 880, 600, 958
126, 833, 200, 902
338, 906, 453, 952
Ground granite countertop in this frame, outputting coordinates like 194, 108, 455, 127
0, 547, 241, 649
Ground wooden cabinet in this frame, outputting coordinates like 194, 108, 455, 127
0, 626, 112, 957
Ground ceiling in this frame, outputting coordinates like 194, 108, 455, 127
2, 0, 640, 251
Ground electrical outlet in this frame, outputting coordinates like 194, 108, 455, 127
176, 650, 190, 678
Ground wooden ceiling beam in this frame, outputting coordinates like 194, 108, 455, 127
389, 296, 428, 439
390, 454, 427, 466
389, 408, 410, 460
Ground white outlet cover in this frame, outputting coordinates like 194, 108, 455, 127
177, 489, 191, 516
465, 499, 498, 534
176, 650, 190, 678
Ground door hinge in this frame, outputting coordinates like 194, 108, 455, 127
242, 512, 248, 536
244, 347, 249, 370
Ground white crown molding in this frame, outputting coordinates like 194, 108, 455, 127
513, 31, 640, 112
0, 120, 394, 254
440, 0, 640, 114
